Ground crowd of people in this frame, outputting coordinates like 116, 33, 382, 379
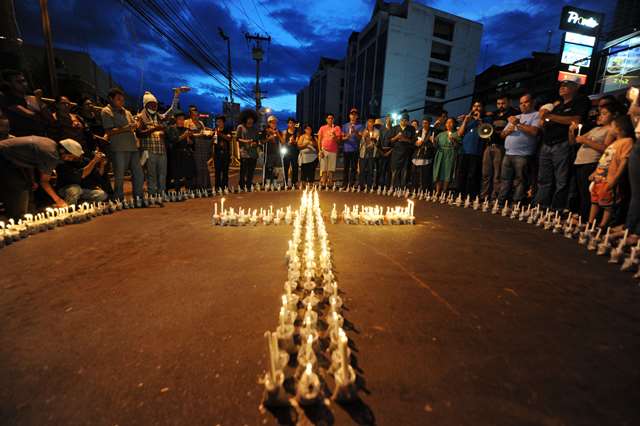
1, 69, 639, 243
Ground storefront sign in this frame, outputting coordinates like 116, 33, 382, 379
560, 6, 604, 36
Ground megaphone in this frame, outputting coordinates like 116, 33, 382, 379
478, 123, 494, 139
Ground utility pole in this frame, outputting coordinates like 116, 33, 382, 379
545, 30, 553, 52
244, 32, 270, 110
39, 0, 58, 97
218, 27, 233, 103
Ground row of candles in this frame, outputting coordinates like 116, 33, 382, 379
211, 198, 296, 226
417, 190, 639, 276
262, 189, 356, 408
331, 201, 415, 225
0, 188, 219, 249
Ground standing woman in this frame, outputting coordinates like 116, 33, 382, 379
264, 115, 284, 185
297, 124, 318, 184
568, 103, 618, 220
432, 118, 460, 193
359, 118, 378, 187
282, 118, 299, 187
166, 111, 195, 190
236, 109, 260, 189
185, 105, 212, 189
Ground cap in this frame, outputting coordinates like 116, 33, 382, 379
401, 113, 410, 120
60, 139, 84, 157
349, 107, 359, 114
374, 118, 383, 126
267, 115, 277, 122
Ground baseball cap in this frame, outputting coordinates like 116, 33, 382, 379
349, 107, 359, 114
560, 75, 581, 86
60, 138, 84, 157
267, 115, 277, 122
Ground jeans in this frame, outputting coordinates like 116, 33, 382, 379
283, 154, 299, 186
112, 150, 144, 200
377, 156, 391, 187
481, 144, 504, 200
239, 157, 257, 188
575, 163, 597, 219
342, 151, 358, 187
358, 157, 374, 187
214, 152, 230, 189
457, 154, 482, 196
146, 152, 167, 195
411, 162, 433, 191
58, 184, 108, 205
534, 142, 570, 209
499, 155, 529, 203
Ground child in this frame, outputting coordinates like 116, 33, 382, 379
589, 115, 636, 227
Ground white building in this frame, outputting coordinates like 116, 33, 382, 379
297, 0, 483, 124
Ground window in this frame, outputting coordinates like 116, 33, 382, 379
433, 17, 455, 41
428, 62, 449, 81
426, 82, 446, 99
431, 41, 451, 62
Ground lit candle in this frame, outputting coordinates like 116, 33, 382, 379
265, 331, 276, 383
338, 328, 349, 380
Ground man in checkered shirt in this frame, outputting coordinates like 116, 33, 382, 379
136, 89, 181, 196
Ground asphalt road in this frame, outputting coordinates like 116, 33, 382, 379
1, 191, 639, 426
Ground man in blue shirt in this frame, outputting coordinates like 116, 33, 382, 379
341, 108, 362, 188
456, 100, 485, 196
498, 93, 541, 203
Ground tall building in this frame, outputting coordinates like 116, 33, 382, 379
295, 58, 344, 130
296, 0, 482, 125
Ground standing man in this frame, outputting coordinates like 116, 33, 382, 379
389, 112, 416, 188
185, 105, 212, 190
1, 69, 51, 137
101, 87, 144, 201
136, 90, 180, 196
317, 113, 342, 186
341, 108, 362, 188
456, 100, 486, 196
376, 115, 393, 187
498, 93, 541, 203
482, 96, 517, 200
213, 115, 232, 190
411, 117, 435, 191
282, 118, 299, 187
534, 77, 591, 209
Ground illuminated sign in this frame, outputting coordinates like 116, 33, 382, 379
561, 42, 593, 67
565, 32, 596, 47
557, 71, 587, 85
559, 6, 604, 36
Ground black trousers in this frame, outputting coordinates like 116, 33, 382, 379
575, 162, 597, 220
411, 162, 433, 191
342, 151, 358, 187
300, 160, 317, 183
214, 153, 230, 189
283, 154, 299, 186
457, 154, 482, 196
0, 158, 31, 220
377, 156, 391, 187
239, 158, 257, 188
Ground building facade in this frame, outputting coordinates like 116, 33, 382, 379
296, 0, 482, 125
296, 58, 344, 130
474, 52, 560, 109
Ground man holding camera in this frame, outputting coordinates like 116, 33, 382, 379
51, 138, 108, 206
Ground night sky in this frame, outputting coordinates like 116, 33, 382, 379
15, 0, 616, 120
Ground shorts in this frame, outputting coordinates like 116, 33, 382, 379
320, 151, 337, 173
590, 180, 614, 208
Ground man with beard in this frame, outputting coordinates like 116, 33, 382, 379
481, 95, 518, 200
